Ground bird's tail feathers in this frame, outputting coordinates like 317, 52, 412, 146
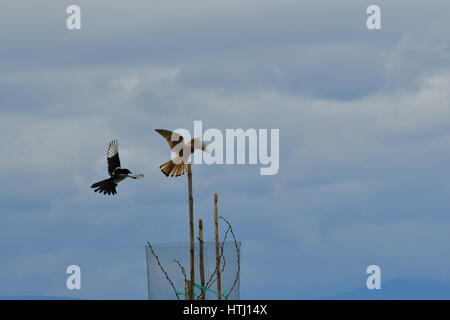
91, 178, 118, 195
159, 160, 188, 177
91, 178, 110, 189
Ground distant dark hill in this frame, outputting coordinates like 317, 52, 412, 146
333, 278, 450, 300
0, 296, 81, 300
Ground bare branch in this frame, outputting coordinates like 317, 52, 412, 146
174, 259, 189, 299
204, 225, 231, 291
147, 242, 180, 300
219, 216, 240, 300
174, 259, 187, 283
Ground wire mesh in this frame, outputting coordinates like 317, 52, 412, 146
145, 241, 240, 300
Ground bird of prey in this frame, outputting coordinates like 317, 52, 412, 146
91, 140, 144, 195
155, 129, 208, 177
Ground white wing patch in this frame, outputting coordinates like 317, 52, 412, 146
107, 140, 119, 159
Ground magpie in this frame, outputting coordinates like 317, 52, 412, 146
91, 140, 144, 195
155, 129, 208, 177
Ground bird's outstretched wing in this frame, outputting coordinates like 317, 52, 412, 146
155, 129, 184, 150
107, 140, 121, 176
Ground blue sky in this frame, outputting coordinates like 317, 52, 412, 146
1, 0, 450, 299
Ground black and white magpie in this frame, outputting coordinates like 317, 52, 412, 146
91, 140, 144, 195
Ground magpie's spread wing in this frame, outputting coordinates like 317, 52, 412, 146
155, 129, 184, 150
107, 140, 121, 176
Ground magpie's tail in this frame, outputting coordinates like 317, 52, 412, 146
91, 178, 117, 195
91, 178, 108, 188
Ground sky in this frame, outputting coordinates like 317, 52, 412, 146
1, 0, 450, 299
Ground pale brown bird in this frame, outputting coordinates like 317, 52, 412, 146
155, 129, 208, 177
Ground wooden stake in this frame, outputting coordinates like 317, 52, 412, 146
214, 193, 222, 300
198, 219, 206, 300
185, 280, 190, 300
187, 164, 195, 300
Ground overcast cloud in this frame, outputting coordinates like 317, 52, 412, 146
1, 0, 450, 299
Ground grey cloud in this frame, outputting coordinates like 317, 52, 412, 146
2, 0, 450, 299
